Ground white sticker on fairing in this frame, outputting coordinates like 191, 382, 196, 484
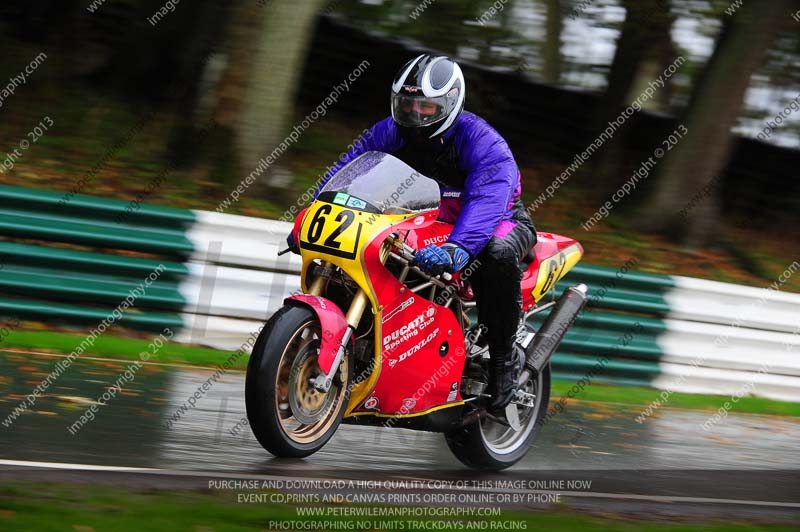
346, 197, 367, 209
447, 382, 458, 402
382, 297, 415, 324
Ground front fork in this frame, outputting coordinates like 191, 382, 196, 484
308, 243, 390, 393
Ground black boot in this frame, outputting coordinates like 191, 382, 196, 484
487, 350, 521, 415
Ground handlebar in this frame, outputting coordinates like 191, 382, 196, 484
398, 240, 455, 283
278, 236, 453, 283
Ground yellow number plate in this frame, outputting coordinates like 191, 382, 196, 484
299, 202, 365, 259
533, 244, 582, 299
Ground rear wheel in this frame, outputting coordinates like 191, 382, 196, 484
445, 365, 550, 470
245, 306, 351, 458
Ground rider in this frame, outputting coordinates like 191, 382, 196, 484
288, 54, 536, 415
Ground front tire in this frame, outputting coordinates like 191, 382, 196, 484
445, 365, 550, 470
245, 305, 351, 458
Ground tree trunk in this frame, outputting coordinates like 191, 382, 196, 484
166, 0, 231, 167
236, 0, 326, 189
542, 0, 562, 84
641, 0, 793, 247
590, 0, 673, 195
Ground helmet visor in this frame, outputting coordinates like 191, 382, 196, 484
391, 93, 449, 127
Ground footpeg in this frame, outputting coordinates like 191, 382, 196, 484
511, 389, 536, 408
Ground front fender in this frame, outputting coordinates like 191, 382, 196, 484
284, 295, 349, 374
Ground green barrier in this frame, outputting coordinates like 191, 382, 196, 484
0, 184, 195, 335
560, 328, 663, 361
566, 263, 675, 290
0, 296, 184, 330
530, 310, 667, 334
0, 209, 193, 255
0, 264, 184, 309
550, 371, 653, 388
0, 242, 188, 279
551, 352, 662, 380
553, 279, 671, 315
0, 184, 194, 227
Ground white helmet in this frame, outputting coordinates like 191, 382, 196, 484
391, 54, 466, 140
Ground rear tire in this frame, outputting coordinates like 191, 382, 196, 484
245, 305, 351, 458
445, 365, 550, 470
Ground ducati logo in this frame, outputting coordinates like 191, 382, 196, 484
383, 310, 436, 348
422, 234, 448, 246
402, 398, 416, 409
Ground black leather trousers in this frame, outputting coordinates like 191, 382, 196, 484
466, 198, 536, 359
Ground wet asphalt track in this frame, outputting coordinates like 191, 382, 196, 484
1, 350, 799, 521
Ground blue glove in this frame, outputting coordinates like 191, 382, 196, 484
286, 231, 300, 255
413, 243, 470, 276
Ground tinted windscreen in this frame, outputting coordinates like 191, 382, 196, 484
319, 152, 440, 214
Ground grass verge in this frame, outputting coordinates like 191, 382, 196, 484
0, 329, 245, 369
0, 482, 795, 531
550, 379, 800, 418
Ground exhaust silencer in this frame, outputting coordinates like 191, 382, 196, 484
522, 284, 588, 379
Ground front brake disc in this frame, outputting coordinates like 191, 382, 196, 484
288, 341, 335, 424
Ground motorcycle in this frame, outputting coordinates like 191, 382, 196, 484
246, 151, 588, 470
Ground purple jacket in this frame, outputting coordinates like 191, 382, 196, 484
319, 112, 522, 257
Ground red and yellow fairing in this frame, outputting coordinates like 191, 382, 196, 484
296, 200, 465, 417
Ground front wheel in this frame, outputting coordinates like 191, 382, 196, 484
445, 365, 550, 470
245, 305, 351, 458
